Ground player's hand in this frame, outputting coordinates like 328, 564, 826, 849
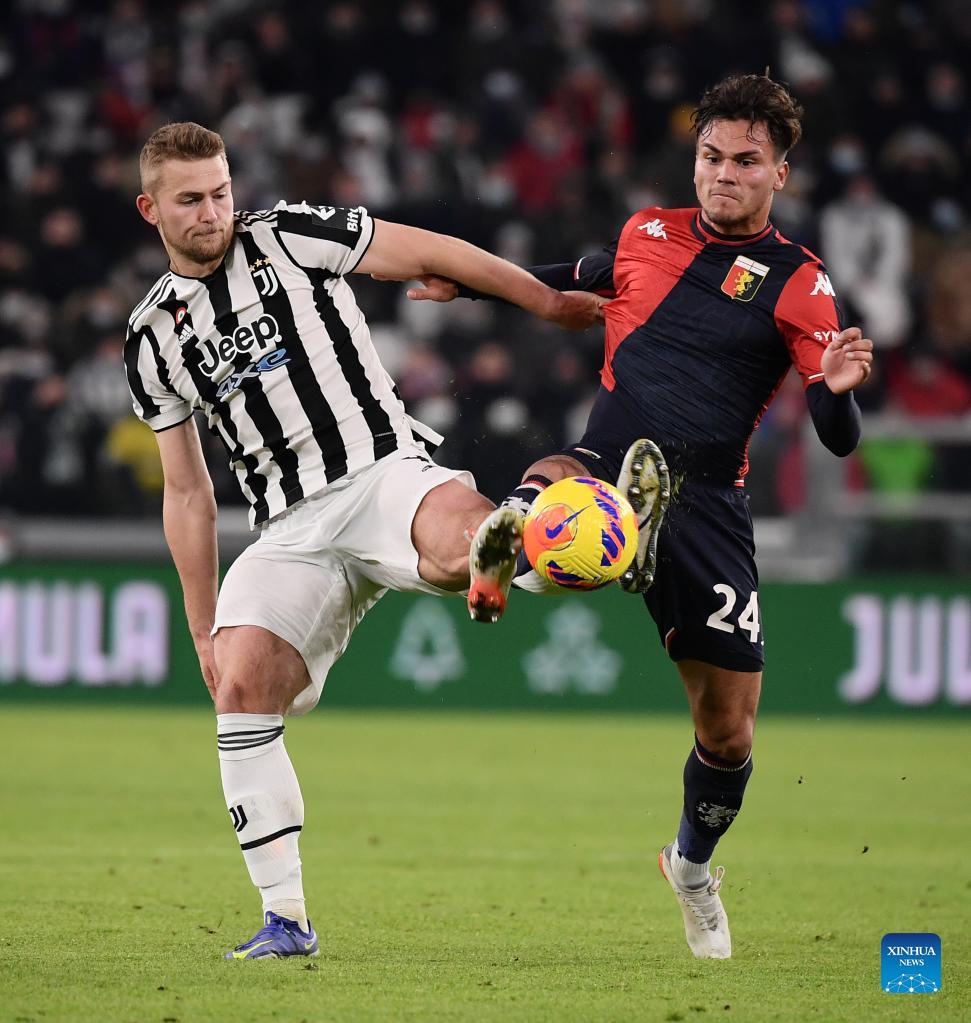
193, 632, 219, 703
547, 290, 610, 330
821, 326, 873, 393
371, 272, 459, 302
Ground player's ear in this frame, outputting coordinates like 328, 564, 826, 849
773, 160, 789, 192
136, 192, 158, 225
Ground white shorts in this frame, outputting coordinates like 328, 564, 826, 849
213, 446, 475, 716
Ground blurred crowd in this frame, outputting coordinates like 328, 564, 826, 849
1, 0, 970, 522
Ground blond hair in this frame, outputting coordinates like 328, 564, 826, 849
139, 122, 227, 193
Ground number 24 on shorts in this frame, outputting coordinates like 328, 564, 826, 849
706, 584, 761, 642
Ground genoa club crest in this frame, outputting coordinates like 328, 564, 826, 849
721, 256, 770, 302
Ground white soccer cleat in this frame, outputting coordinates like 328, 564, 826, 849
658, 843, 732, 959
616, 438, 670, 593
467, 506, 523, 623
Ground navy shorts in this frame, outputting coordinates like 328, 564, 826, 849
563, 444, 765, 673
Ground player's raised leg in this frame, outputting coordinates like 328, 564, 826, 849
409, 477, 497, 592
660, 661, 760, 959
467, 453, 586, 621
406, 473, 521, 621
214, 624, 319, 960
467, 439, 670, 621
616, 438, 670, 594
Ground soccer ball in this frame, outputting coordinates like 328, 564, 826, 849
522, 476, 638, 590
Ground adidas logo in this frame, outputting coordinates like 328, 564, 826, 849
637, 218, 667, 239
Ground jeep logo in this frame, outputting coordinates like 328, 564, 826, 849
198, 313, 281, 375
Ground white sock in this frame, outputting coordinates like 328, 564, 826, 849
217, 713, 308, 930
672, 842, 711, 889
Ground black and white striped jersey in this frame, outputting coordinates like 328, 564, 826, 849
124, 201, 440, 527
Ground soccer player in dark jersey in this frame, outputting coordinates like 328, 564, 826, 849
397, 74, 874, 959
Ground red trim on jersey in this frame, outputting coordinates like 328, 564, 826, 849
773, 259, 841, 389
692, 212, 775, 246
601, 208, 704, 390
738, 366, 790, 483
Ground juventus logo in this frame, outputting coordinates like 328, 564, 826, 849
229, 804, 248, 833
249, 256, 279, 297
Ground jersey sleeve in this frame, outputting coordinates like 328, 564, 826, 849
271, 201, 374, 275
573, 238, 618, 293
124, 324, 192, 431
457, 236, 619, 301
773, 259, 844, 388
519, 241, 616, 294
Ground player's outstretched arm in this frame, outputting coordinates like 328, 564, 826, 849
373, 252, 617, 306
355, 220, 603, 329
155, 417, 220, 701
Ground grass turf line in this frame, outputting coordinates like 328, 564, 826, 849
1, 707, 968, 1022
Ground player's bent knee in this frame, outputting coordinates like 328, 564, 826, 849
413, 482, 494, 589
213, 624, 310, 715
696, 721, 754, 763
215, 677, 272, 715
717, 734, 754, 763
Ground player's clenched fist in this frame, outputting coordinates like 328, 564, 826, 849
821, 326, 874, 393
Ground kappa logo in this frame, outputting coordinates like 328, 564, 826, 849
637, 218, 667, 239
811, 271, 836, 297
248, 256, 279, 297
721, 256, 770, 302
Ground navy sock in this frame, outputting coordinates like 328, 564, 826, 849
676, 735, 753, 864
502, 475, 551, 578
501, 475, 551, 517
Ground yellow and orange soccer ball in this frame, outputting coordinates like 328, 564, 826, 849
522, 476, 638, 590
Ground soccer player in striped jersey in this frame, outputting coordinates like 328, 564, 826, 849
125, 122, 603, 960
400, 75, 875, 960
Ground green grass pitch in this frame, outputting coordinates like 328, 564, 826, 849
1, 707, 968, 1022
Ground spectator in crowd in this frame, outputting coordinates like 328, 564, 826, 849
1, 0, 970, 527
820, 173, 911, 347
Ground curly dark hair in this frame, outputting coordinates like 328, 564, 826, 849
692, 74, 804, 158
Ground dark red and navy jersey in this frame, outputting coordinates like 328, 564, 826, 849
566, 207, 845, 486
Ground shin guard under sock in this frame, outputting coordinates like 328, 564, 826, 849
217, 713, 307, 926
676, 735, 753, 865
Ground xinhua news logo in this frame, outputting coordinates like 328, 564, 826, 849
882, 933, 941, 993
